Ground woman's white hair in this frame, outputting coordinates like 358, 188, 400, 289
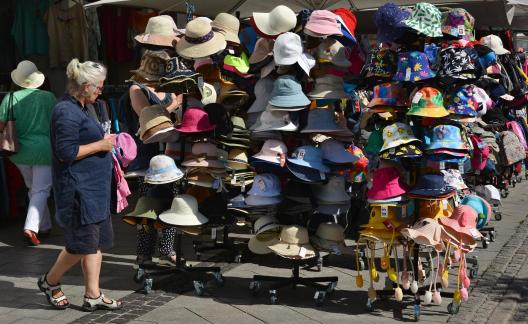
66, 58, 107, 95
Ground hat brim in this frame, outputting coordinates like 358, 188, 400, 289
175, 124, 216, 133
144, 172, 184, 185
248, 234, 280, 254
182, 160, 225, 169
176, 32, 227, 59
134, 33, 178, 47
407, 107, 450, 118
316, 203, 350, 216
268, 242, 317, 259
143, 128, 179, 144
11, 70, 45, 89
286, 158, 330, 173
245, 195, 282, 206
253, 12, 289, 36
159, 210, 209, 226
308, 89, 348, 100
268, 94, 311, 107
380, 139, 421, 152
400, 227, 444, 251
286, 162, 326, 184
267, 104, 307, 112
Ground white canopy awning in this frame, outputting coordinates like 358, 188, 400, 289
84, 0, 519, 31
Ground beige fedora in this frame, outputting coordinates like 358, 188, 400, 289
159, 194, 209, 226
211, 13, 240, 44
11, 61, 45, 89
138, 105, 175, 143
135, 15, 180, 47
176, 19, 227, 59
268, 225, 316, 259
226, 148, 250, 171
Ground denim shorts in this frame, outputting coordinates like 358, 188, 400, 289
62, 201, 114, 255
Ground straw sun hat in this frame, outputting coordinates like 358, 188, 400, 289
176, 19, 227, 59
11, 61, 45, 89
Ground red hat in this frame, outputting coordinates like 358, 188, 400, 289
175, 107, 216, 133
332, 8, 357, 38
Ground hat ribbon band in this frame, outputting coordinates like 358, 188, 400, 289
185, 30, 214, 44
256, 221, 278, 234
228, 158, 248, 164
147, 165, 178, 176
190, 153, 218, 162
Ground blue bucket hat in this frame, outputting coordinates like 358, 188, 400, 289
374, 3, 411, 44
409, 174, 455, 197
461, 195, 491, 229
446, 86, 479, 117
286, 162, 326, 183
425, 125, 468, 151
320, 138, 360, 165
301, 108, 343, 133
287, 146, 330, 173
268, 75, 311, 108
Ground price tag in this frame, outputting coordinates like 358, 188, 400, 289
258, 178, 266, 191
412, 92, 423, 104
211, 227, 217, 240
405, 67, 412, 81
381, 205, 389, 218
442, 199, 448, 210
402, 205, 407, 218
458, 25, 465, 36
439, 161, 446, 170
228, 48, 235, 55
197, 76, 204, 96
320, 171, 326, 180
231, 174, 237, 185
240, 176, 246, 193
299, 247, 307, 258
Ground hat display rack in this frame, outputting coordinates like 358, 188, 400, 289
118, 1, 528, 319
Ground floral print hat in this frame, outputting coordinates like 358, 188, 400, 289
402, 2, 443, 38
393, 51, 436, 82
438, 47, 477, 81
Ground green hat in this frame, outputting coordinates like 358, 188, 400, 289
407, 87, 449, 118
230, 116, 251, 134
224, 52, 250, 74
364, 128, 384, 154
402, 2, 443, 38
123, 196, 171, 225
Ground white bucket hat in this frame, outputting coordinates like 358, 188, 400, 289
211, 13, 240, 44
250, 110, 298, 132
314, 176, 350, 203
274, 32, 315, 76
248, 215, 281, 255
268, 225, 316, 259
176, 19, 227, 59
251, 139, 288, 165
159, 195, 209, 226
144, 155, 184, 184
201, 82, 217, 105
480, 35, 510, 55
134, 15, 180, 47
380, 122, 421, 152
11, 61, 45, 89
248, 77, 275, 114
252, 5, 297, 37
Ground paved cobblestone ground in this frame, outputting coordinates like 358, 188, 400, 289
1, 181, 528, 323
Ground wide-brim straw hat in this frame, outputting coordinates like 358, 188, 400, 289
134, 15, 180, 47
248, 231, 281, 254
211, 13, 240, 44
176, 19, 227, 59
268, 225, 317, 259
159, 194, 209, 226
122, 196, 171, 226
11, 60, 45, 89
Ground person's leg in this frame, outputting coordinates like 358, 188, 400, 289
136, 224, 157, 264
45, 249, 83, 306
158, 226, 177, 264
31, 165, 53, 232
81, 250, 102, 298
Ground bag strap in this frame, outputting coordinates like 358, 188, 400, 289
7, 92, 14, 121
109, 98, 120, 134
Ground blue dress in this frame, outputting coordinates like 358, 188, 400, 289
50, 95, 112, 226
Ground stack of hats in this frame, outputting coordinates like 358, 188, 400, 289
182, 142, 226, 189
378, 122, 422, 161
278, 180, 313, 217
248, 215, 281, 255
313, 176, 350, 216
139, 104, 179, 144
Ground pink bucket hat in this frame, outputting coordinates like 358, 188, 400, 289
304, 10, 343, 37
175, 107, 216, 133
367, 167, 409, 200
439, 205, 483, 242
401, 218, 445, 252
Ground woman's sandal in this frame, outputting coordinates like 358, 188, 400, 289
82, 292, 122, 312
37, 273, 70, 310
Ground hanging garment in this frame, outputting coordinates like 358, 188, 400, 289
11, 0, 49, 57
45, 2, 89, 67
112, 153, 131, 213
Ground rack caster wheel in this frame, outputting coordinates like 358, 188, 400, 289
326, 282, 337, 295
234, 254, 242, 264
495, 213, 502, 221
133, 268, 145, 283
366, 299, 375, 312
315, 291, 326, 306
469, 267, 478, 279
193, 281, 206, 296
500, 189, 508, 198
482, 239, 489, 249
196, 252, 202, 261
249, 280, 262, 296
489, 231, 496, 242
269, 290, 278, 305
213, 272, 225, 286
413, 304, 421, 322
447, 302, 460, 314
143, 278, 153, 294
